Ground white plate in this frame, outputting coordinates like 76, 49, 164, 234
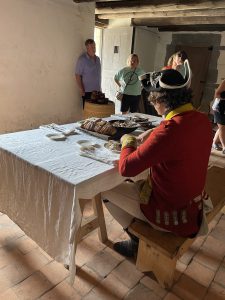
46, 133, 66, 141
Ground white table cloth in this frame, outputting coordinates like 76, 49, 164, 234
0, 114, 162, 280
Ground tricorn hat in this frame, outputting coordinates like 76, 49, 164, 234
139, 59, 191, 92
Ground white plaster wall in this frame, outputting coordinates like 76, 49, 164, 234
94, 28, 103, 59
133, 27, 159, 73
101, 26, 133, 113
154, 32, 173, 71
0, 0, 95, 133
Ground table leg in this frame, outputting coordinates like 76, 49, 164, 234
92, 193, 108, 242
77, 195, 108, 243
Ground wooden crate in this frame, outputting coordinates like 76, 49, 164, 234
83, 101, 115, 119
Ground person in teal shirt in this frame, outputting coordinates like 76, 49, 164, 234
114, 54, 145, 114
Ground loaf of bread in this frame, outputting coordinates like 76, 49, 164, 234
81, 119, 116, 136
99, 123, 116, 135
81, 120, 95, 131
93, 120, 107, 132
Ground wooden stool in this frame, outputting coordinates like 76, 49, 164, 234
83, 101, 115, 119
129, 166, 225, 288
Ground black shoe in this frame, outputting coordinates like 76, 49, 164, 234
113, 239, 138, 257
124, 228, 139, 243
212, 143, 222, 151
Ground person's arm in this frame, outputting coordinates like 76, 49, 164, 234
136, 128, 154, 144
75, 74, 85, 97
119, 123, 174, 177
214, 80, 225, 98
114, 78, 121, 88
114, 69, 122, 88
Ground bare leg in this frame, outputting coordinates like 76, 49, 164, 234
213, 128, 220, 144
218, 124, 225, 150
213, 128, 222, 150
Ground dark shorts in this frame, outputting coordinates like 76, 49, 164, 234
121, 94, 141, 113
214, 111, 225, 125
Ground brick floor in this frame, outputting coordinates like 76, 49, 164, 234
0, 161, 224, 299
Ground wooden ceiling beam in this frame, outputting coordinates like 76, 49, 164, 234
96, 0, 225, 14
132, 16, 225, 26
73, 0, 94, 2
158, 24, 225, 31
95, 16, 109, 28
97, 8, 225, 19
73, 0, 120, 2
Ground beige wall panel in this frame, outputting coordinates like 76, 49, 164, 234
0, 0, 95, 133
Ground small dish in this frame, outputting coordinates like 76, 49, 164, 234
77, 140, 101, 148
77, 140, 91, 146
46, 133, 66, 141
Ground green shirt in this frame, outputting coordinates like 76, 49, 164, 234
114, 66, 145, 96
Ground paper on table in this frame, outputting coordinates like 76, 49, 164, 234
79, 147, 119, 166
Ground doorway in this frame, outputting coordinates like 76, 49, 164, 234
175, 46, 212, 109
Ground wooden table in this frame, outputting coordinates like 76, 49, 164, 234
0, 124, 124, 283
0, 114, 162, 283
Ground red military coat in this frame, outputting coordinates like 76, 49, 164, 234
119, 106, 213, 237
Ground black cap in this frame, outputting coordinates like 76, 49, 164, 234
139, 59, 191, 92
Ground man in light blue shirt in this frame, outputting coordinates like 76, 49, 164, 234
75, 39, 101, 108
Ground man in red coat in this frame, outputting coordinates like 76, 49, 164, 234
102, 60, 213, 257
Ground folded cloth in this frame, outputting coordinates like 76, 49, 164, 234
40, 123, 76, 135
135, 174, 152, 204
203, 194, 213, 213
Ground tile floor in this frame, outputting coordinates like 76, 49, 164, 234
0, 154, 224, 300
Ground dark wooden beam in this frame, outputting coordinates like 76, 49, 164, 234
73, 0, 94, 2
132, 16, 225, 26
73, 0, 121, 2
97, 8, 225, 19
95, 16, 109, 28
157, 24, 225, 32
73, 0, 120, 3
96, 0, 225, 14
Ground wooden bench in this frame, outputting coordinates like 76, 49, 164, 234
129, 166, 225, 289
